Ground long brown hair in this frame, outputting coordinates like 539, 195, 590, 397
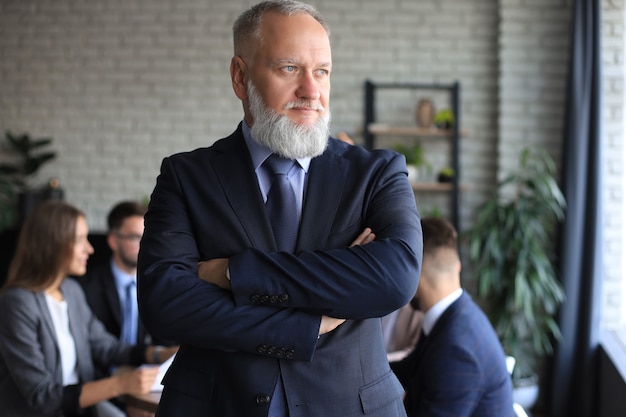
3, 200, 84, 291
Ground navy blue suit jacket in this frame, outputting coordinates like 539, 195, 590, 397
391, 292, 515, 417
138, 127, 422, 416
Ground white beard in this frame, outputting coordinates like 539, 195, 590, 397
247, 82, 330, 159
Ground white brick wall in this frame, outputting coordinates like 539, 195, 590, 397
0, 0, 621, 324
498, 0, 570, 167
0, 0, 503, 233
600, 0, 625, 328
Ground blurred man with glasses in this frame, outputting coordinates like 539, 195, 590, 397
77, 201, 177, 380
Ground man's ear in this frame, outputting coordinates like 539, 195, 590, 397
106, 233, 118, 253
230, 56, 248, 101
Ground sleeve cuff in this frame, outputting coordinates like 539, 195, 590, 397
61, 384, 83, 415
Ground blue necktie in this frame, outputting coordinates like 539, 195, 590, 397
121, 280, 136, 345
264, 154, 298, 416
264, 154, 299, 252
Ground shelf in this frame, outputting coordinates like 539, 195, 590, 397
368, 124, 467, 138
411, 182, 468, 192
364, 80, 462, 231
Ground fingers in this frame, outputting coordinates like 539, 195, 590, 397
197, 258, 230, 289
319, 315, 346, 335
350, 227, 376, 247
337, 132, 354, 145
128, 367, 160, 394
197, 261, 211, 281
162, 346, 179, 362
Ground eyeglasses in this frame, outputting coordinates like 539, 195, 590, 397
115, 233, 142, 243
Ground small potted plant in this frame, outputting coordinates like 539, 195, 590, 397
437, 167, 455, 183
394, 143, 427, 182
464, 146, 566, 409
0, 131, 58, 231
433, 109, 455, 129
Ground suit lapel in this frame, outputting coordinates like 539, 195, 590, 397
34, 292, 66, 384
211, 130, 276, 251
63, 281, 92, 382
211, 132, 348, 252
103, 268, 123, 330
412, 295, 466, 375
37, 283, 91, 382
35, 292, 57, 343
299, 144, 348, 250
428, 292, 465, 341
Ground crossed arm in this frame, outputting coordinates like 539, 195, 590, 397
197, 228, 377, 335
138, 150, 421, 357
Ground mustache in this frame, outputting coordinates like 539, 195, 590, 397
284, 100, 325, 112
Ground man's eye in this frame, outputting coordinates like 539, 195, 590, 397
284, 66, 296, 73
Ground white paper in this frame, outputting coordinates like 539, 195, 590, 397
149, 352, 175, 392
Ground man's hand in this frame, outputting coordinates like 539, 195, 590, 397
146, 345, 179, 364
198, 258, 230, 289
117, 366, 160, 395
350, 227, 375, 247
319, 315, 346, 335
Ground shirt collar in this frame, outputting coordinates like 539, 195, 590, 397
110, 259, 136, 291
241, 119, 311, 173
422, 288, 463, 336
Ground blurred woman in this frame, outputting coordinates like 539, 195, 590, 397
0, 201, 160, 417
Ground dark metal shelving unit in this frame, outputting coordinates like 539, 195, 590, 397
363, 80, 462, 231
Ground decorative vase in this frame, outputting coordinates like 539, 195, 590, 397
406, 165, 419, 182
513, 376, 539, 411
438, 173, 453, 183
416, 99, 435, 128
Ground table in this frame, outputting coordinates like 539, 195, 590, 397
124, 392, 161, 414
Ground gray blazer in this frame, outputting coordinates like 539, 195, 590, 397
0, 278, 134, 417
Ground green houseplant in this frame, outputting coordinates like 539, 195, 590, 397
394, 143, 425, 167
464, 146, 566, 384
0, 131, 57, 232
394, 143, 431, 182
433, 108, 455, 129
437, 167, 455, 183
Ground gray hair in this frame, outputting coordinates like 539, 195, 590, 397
233, 0, 330, 58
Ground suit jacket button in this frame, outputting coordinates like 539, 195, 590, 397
267, 346, 276, 355
256, 394, 271, 405
276, 347, 286, 357
286, 349, 295, 358
270, 295, 278, 304
261, 295, 270, 303
279, 294, 289, 302
257, 344, 267, 353
251, 294, 260, 303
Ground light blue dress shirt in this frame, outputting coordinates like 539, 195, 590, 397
111, 260, 138, 345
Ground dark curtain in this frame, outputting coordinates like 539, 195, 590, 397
547, 0, 603, 416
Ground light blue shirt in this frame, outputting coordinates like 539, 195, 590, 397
111, 260, 137, 345
241, 120, 311, 223
242, 121, 311, 417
